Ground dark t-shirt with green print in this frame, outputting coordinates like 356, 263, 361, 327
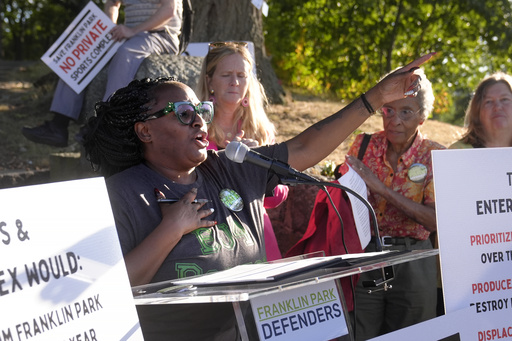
106, 143, 288, 283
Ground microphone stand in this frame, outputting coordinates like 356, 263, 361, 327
280, 177, 382, 252
279, 175, 394, 293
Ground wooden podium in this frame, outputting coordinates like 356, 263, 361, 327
132, 249, 437, 341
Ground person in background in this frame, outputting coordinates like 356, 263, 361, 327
342, 68, 444, 340
196, 41, 287, 261
450, 71, 512, 149
22, 0, 182, 147
443, 72, 512, 316
81, 52, 432, 340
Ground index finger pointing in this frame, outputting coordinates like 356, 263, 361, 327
403, 52, 437, 71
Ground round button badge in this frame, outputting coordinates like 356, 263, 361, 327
219, 188, 244, 212
408, 163, 428, 182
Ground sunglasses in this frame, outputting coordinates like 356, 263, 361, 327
379, 107, 421, 121
208, 41, 248, 51
146, 101, 214, 125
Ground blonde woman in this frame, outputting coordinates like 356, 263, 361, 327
197, 42, 287, 261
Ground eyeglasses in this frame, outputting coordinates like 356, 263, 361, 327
146, 101, 214, 125
208, 41, 248, 51
482, 97, 512, 109
379, 107, 421, 121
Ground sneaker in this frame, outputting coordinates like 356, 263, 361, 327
21, 121, 69, 147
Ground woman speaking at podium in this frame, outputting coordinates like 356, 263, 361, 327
82, 54, 435, 340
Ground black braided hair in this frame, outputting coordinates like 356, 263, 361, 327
82, 77, 177, 178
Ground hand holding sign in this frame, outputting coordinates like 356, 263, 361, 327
41, 2, 122, 94
110, 24, 135, 41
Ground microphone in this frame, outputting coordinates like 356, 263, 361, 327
225, 142, 385, 253
225, 141, 318, 182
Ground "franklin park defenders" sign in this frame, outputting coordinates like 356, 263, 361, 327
250, 280, 348, 340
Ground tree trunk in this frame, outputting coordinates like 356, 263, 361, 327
0, 15, 3, 59
189, 0, 285, 104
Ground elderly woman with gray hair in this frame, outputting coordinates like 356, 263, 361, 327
343, 68, 445, 340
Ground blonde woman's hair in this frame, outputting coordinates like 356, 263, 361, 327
460, 71, 512, 147
196, 43, 275, 146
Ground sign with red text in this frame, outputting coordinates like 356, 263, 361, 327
41, 1, 121, 94
432, 148, 512, 338
0, 178, 143, 340
250, 280, 348, 341
371, 306, 504, 341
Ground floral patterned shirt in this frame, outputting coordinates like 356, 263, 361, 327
347, 131, 445, 240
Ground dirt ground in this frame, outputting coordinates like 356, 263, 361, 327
267, 95, 465, 176
0, 61, 465, 175
0, 61, 83, 172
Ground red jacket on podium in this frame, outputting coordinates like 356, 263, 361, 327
286, 183, 364, 311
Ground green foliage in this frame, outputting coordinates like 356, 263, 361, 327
320, 160, 337, 177
4, 1, 512, 126
264, 0, 512, 125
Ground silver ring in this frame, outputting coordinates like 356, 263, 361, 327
404, 78, 422, 97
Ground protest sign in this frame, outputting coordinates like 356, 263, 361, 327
371, 306, 503, 341
432, 148, 512, 339
41, 1, 121, 94
0, 178, 143, 340
250, 280, 348, 341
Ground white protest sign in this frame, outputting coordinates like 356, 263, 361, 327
371, 306, 505, 341
250, 280, 348, 341
0, 178, 143, 340
41, 1, 122, 94
432, 148, 512, 337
